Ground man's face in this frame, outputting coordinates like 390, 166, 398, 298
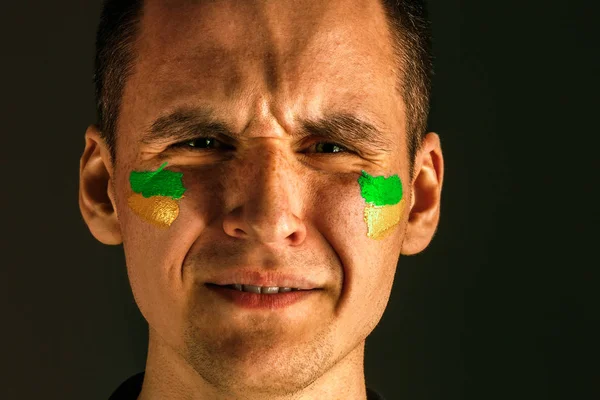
81, 0, 442, 396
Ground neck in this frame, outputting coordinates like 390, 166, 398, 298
138, 327, 369, 400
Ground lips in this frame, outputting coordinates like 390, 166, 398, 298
206, 283, 317, 309
205, 270, 323, 290
208, 283, 308, 293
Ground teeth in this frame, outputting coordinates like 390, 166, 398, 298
260, 286, 280, 294
228, 284, 299, 293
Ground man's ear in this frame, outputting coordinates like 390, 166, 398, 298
401, 132, 444, 255
79, 125, 122, 245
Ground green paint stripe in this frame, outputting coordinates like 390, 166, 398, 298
129, 162, 186, 199
358, 170, 403, 206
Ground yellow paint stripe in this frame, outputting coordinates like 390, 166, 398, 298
127, 193, 180, 229
363, 199, 405, 240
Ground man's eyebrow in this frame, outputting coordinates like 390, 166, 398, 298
299, 114, 393, 154
142, 107, 393, 153
141, 107, 235, 145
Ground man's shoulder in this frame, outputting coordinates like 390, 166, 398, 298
108, 371, 145, 400
366, 386, 387, 400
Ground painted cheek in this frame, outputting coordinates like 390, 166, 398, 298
127, 193, 180, 228
358, 170, 404, 240
127, 162, 187, 229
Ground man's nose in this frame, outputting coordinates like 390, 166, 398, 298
222, 145, 307, 246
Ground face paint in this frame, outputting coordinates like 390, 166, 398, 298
358, 170, 404, 240
128, 162, 186, 228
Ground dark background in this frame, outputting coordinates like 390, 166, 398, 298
2, 0, 598, 399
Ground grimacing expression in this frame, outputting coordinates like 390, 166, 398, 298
80, 0, 442, 398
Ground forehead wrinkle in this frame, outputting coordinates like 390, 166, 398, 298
141, 0, 394, 93
247, 0, 337, 93
132, 0, 403, 149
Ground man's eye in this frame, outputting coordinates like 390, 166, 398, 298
312, 142, 348, 154
170, 138, 347, 154
171, 137, 225, 150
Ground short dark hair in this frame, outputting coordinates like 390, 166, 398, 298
94, 0, 143, 165
381, 0, 434, 179
94, 0, 433, 177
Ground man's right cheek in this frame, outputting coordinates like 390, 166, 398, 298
128, 193, 180, 228
127, 162, 187, 229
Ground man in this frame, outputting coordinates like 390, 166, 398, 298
79, 0, 444, 398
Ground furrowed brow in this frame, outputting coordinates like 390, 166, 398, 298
141, 107, 235, 145
300, 114, 393, 154
142, 107, 393, 154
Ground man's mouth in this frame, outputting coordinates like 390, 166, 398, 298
207, 283, 312, 294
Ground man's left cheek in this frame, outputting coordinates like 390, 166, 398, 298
357, 170, 405, 240
362, 199, 406, 240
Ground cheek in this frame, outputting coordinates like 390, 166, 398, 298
177, 169, 225, 220
309, 175, 365, 237
357, 171, 405, 241
310, 173, 405, 289
115, 164, 226, 276
311, 172, 405, 245
309, 174, 380, 262
126, 193, 180, 228
362, 198, 406, 241
113, 168, 204, 309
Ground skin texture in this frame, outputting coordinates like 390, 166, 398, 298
78, 0, 444, 399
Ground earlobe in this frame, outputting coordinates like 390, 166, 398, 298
401, 132, 444, 255
79, 125, 123, 245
